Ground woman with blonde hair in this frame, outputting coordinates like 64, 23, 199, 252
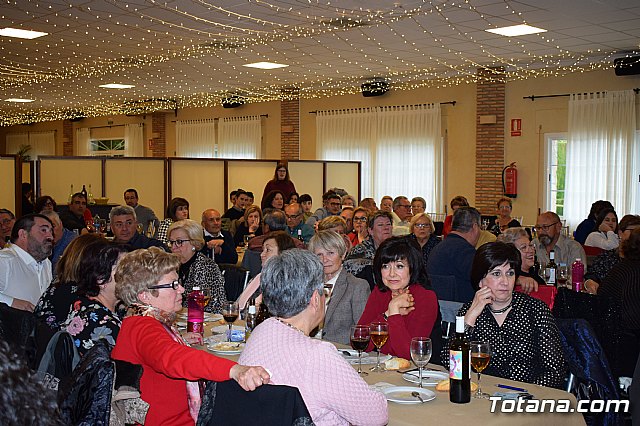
409, 213, 440, 268
167, 219, 227, 313
233, 205, 263, 247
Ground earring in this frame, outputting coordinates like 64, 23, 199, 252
192, 247, 196, 252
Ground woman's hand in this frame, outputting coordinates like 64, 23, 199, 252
387, 289, 415, 316
465, 286, 494, 326
229, 365, 271, 391
583, 279, 599, 294
248, 217, 260, 233
182, 332, 203, 345
516, 276, 538, 294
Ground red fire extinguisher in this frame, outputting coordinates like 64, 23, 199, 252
502, 162, 517, 198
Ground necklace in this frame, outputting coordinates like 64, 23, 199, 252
275, 317, 306, 335
488, 302, 512, 315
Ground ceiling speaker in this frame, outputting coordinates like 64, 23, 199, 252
614, 56, 640, 76
222, 95, 245, 108
361, 80, 388, 97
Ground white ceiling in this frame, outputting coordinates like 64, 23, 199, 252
1, 0, 639, 125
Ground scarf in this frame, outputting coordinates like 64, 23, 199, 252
125, 303, 203, 422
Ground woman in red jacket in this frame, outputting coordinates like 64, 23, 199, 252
358, 236, 438, 360
112, 247, 269, 425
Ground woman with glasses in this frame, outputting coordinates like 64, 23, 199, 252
156, 197, 189, 245
348, 207, 369, 247
491, 197, 521, 235
34, 195, 57, 214
112, 247, 270, 425
409, 213, 440, 268
498, 227, 544, 293
167, 219, 227, 313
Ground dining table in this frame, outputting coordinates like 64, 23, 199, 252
196, 317, 587, 426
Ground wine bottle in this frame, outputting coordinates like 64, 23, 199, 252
533, 252, 540, 277
449, 316, 470, 403
546, 250, 557, 286
255, 302, 271, 326
81, 184, 88, 200
245, 298, 257, 341
87, 184, 95, 205
68, 184, 74, 203
297, 229, 304, 242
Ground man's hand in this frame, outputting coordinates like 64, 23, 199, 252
516, 276, 539, 294
12, 299, 35, 312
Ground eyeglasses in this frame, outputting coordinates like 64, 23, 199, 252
353, 217, 367, 223
398, 204, 411, 209
168, 239, 191, 247
0, 219, 13, 226
517, 242, 536, 251
285, 214, 301, 220
148, 280, 182, 290
414, 223, 431, 229
328, 202, 341, 207
533, 222, 559, 232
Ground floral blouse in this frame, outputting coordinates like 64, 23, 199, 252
34, 281, 80, 330
63, 297, 122, 356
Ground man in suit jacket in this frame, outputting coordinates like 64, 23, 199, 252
201, 208, 237, 265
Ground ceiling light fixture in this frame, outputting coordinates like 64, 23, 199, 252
485, 24, 547, 37
4, 98, 35, 103
99, 83, 135, 89
0, 27, 48, 39
243, 62, 288, 69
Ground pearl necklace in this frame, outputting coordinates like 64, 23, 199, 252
275, 317, 306, 335
488, 302, 512, 315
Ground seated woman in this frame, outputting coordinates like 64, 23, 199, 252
261, 190, 285, 213
348, 207, 369, 247
442, 195, 469, 237
112, 247, 269, 425
35, 233, 104, 329
308, 231, 370, 344
357, 236, 439, 360
167, 219, 227, 313
498, 227, 544, 292
156, 197, 189, 244
585, 207, 620, 250
34, 195, 57, 214
409, 213, 440, 268
491, 197, 521, 235
239, 249, 387, 426
233, 205, 263, 247
63, 242, 129, 355
584, 214, 640, 294
317, 216, 351, 248
237, 231, 295, 310
449, 241, 566, 388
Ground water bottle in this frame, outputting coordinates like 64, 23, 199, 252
571, 258, 584, 292
187, 286, 205, 334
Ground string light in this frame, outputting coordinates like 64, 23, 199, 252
0, 0, 636, 126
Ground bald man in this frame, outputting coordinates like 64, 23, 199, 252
201, 209, 238, 264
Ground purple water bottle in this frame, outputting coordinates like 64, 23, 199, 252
187, 286, 204, 334
571, 258, 584, 292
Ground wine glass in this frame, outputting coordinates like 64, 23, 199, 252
350, 325, 370, 376
222, 301, 239, 342
410, 337, 432, 388
369, 322, 389, 372
470, 341, 492, 398
557, 265, 569, 288
243, 234, 251, 249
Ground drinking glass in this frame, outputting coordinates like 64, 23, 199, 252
350, 325, 370, 376
136, 223, 144, 234
410, 337, 432, 388
369, 322, 389, 372
470, 341, 492, 398
243, 234, 251, 249
222, 301, 239, 342
557, 265, 569, 288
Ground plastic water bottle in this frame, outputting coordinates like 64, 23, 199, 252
571, 258, 584, 292
187, 286, 204, 334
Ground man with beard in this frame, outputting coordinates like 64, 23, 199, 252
533, 211, 586, 267
0, 214, 54, 311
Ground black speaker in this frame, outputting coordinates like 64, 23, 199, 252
614, 56, 640, 76
361, 81, 388, 97
222, 96, 245, 108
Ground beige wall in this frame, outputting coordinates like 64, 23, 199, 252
0, 157, 16, 212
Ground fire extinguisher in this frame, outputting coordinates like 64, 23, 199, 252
502, 162, 517, 198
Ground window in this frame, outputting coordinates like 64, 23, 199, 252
544, 133, 567, 217
90, 139, 125, 157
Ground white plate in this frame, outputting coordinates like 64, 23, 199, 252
402, 370, 448, 386
339, 349, 392, 365
207, 342, 245, 355
382, 386, 436, 404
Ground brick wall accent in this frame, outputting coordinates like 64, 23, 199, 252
151, 112, 166, 157
280, 88, 300, 159
475, 68, 506, 214
62, 120, 73, 156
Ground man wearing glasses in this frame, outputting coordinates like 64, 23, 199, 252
533, 211, 586, 266
110, 205, 166, 250
391, 196, 412, 236
305, 191, 341, 227
284, 203, 314, 244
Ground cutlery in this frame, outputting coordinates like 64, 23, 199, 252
411, 391, 425, 403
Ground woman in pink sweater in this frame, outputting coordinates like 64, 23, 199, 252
239, 249, 388, 426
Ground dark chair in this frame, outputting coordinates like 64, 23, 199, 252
219, 263, 251, 301
241, 249, 263, 278
429, 274, 464, 325
433, 221, 444, 237
197, 380, 312, 426
0, 302, 36, 358
33, 329, 80, 391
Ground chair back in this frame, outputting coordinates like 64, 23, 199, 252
583, 245, 604, 256
428, 274, 459, 302
219, 264, 251, 301
0, 302, 36, 357
34, 329, 80, 391
241, 249, 263, 278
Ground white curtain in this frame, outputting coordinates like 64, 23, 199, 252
76, 128, 91, 156
565, 90, 636, 229
218, 116, 262, 159
6, 131, 55, 158
176, 119, 215, 158
316, 104, 443, 209
124, 123, 144, 157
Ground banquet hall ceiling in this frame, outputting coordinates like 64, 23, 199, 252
1, 0, 640, 125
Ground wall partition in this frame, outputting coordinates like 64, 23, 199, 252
0, 155, 19, 213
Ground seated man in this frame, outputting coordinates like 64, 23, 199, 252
305, 191, 341, 227
124, 188, 158, 235
201, 208, 238, 264
391, 196, 411, 236
0, 209, 16, 246
41, 211, 76, 276
284, 203, 314, 244
340, 206, 355, 234
533, 211, 586, 266
247, 210, 305, 251
426, 207, 480, 303
0, 214, 54, 311
222, 189, 249, 221
59, 192, 89, 234
109, 205, 165, 250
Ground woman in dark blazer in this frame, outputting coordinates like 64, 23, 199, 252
308, 230, 370, 344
